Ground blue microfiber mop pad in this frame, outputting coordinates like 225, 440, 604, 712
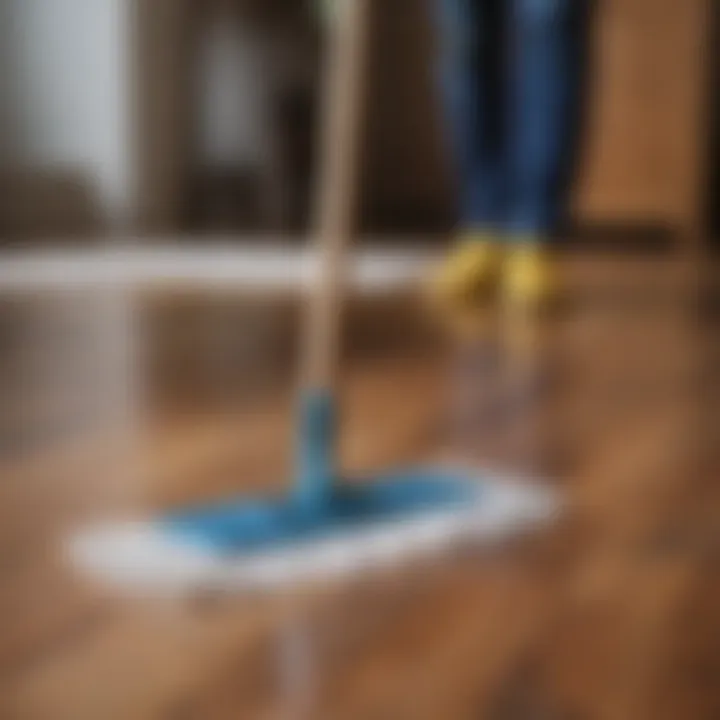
163, 469, 480, 556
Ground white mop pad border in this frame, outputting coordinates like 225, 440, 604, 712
68, 472, 561, 597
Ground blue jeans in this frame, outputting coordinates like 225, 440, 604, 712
434, 0, 589, 236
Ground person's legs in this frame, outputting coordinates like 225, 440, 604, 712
433, 0, 506, 231
506, 0, 588, 239
503, 0, 590, 307
432, 0, 509, 310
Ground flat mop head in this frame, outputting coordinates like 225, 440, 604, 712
69, 469, 559, 597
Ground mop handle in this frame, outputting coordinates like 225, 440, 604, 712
302, 0, 373, 389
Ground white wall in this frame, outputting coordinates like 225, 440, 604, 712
0, 0, 132, 225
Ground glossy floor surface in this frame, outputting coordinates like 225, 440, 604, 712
0, 257, 717, 719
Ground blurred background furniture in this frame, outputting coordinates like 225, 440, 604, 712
0, 0, 712, 248
131, 0, 713, 247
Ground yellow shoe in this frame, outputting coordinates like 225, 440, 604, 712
431, 233, 504, 311
502, 242, 556, 312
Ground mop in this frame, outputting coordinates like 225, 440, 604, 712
70, 0, 559, 596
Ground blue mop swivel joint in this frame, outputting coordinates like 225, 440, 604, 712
296, 389, 337, 513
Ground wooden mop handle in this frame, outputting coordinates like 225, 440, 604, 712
303, 0, 373, 389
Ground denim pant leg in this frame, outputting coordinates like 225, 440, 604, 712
433, 0, 506, 229
507, 0, 588, 236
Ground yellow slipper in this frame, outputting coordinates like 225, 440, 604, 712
431, 233, 504, 311
502, 243, 557, 313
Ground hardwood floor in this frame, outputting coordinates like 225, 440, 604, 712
0, 260, 716, 719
